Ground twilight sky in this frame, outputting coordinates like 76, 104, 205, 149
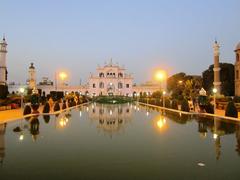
1, 0, 240, 85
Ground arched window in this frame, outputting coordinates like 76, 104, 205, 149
99, 82, 104, 88
118, 73, 123, 77
118, 82, 123, 89
93, 83, 96, 88
237, 53, 240, 62
99, 72, 104, 77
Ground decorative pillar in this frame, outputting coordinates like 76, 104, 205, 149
213, 41, 221, 95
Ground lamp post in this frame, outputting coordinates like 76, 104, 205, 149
163, 91, 166, 108
55, 71, 67, 91
59, 72, 67, 92
19, 87, 25, 109
213, 88, 217, 114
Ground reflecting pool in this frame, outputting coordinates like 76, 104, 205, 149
0, 103, 240, 180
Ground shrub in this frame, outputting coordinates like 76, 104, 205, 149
181, 99, 190, 112
53, 102, 60, 112
225, 101, 238, 118
171, 100, 178, 110
43, 115, 50, 123
0, 85, 8, 99
62, 101, 67, 110
43, 102, 50, 113
23, 105, 32, 115
204, 102, 214, 114
165, 99, 171, 108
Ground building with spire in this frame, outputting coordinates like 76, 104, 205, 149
213, 41, 221, 95
88, 60, 133, 96
27, 62, 36, 89
0, 36, 8, 86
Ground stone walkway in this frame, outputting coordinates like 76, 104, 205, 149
0, 106, 44, 124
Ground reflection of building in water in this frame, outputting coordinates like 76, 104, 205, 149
0, 123, 6, 165
30, 117, 40, 141
88, 104, 132, 137
236, 124, 240, 155
197, 117, 240, 160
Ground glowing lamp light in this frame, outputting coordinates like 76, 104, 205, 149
155, 70, 166, 81
19, 134, 24, 141
213, 88, 217, 94
19, 87, 25, 94
59, 72, 67, 80
157, 117, 166, 130
213, 133, 218, 139
163, 91, 166, 95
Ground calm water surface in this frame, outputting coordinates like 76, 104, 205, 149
0, 103, 240, 180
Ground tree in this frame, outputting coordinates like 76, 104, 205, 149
225, 101, 238, 118
181, 99, 190, 112
202, 63, 234, 96
167, 72, 202, 100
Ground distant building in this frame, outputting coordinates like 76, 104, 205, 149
38, 77, 53, 86
27, 63, 36, 89
88, 60, 133, 96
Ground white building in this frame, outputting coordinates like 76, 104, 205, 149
88, 60, 133, 96
0, 36, 7, 86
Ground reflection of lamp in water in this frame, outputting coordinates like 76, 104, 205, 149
157, 116, 166, 129
79, 111, 82, 117
19, 134, 24, 141
146, 111, 149, 116
59, 116, 69, 127
213, 133, 218, 139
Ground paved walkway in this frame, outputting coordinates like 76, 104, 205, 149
0, 106, 44, 124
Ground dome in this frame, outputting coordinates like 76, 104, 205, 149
236, 42, 240, 51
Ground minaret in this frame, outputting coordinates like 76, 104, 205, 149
0, 36, 8, 86
28, 62, 36, 89
213, 41, 221, 94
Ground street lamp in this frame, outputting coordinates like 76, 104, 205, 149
19, 87, 25, 109
155, 70, 166, 90
55, 71, 68, 91
213, 88, 217, 114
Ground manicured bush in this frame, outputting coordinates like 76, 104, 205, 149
181, 99, 190, 112
62, 100, 67, 110
0, 85, 8, 99
171, 100, 178, 110
204, 102, 214, 114
23, 105, 32, 115
43, 115, 50, 123
43, 102, 50, 113
165, 99, 171, 108
53, 102, 60, 112
225, 101, 238, 118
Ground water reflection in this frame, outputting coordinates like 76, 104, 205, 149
0, 123, 6, 165
1, 103, 240, 164
87, 103, 132, 137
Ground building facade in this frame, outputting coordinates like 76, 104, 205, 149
235, 42, 240, 96
88, 61, 133, 96
0, 36, 7, 86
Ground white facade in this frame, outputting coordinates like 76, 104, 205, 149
0, 37, 7, 86
28, 63, 36, 89
88, 61, 133, 96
